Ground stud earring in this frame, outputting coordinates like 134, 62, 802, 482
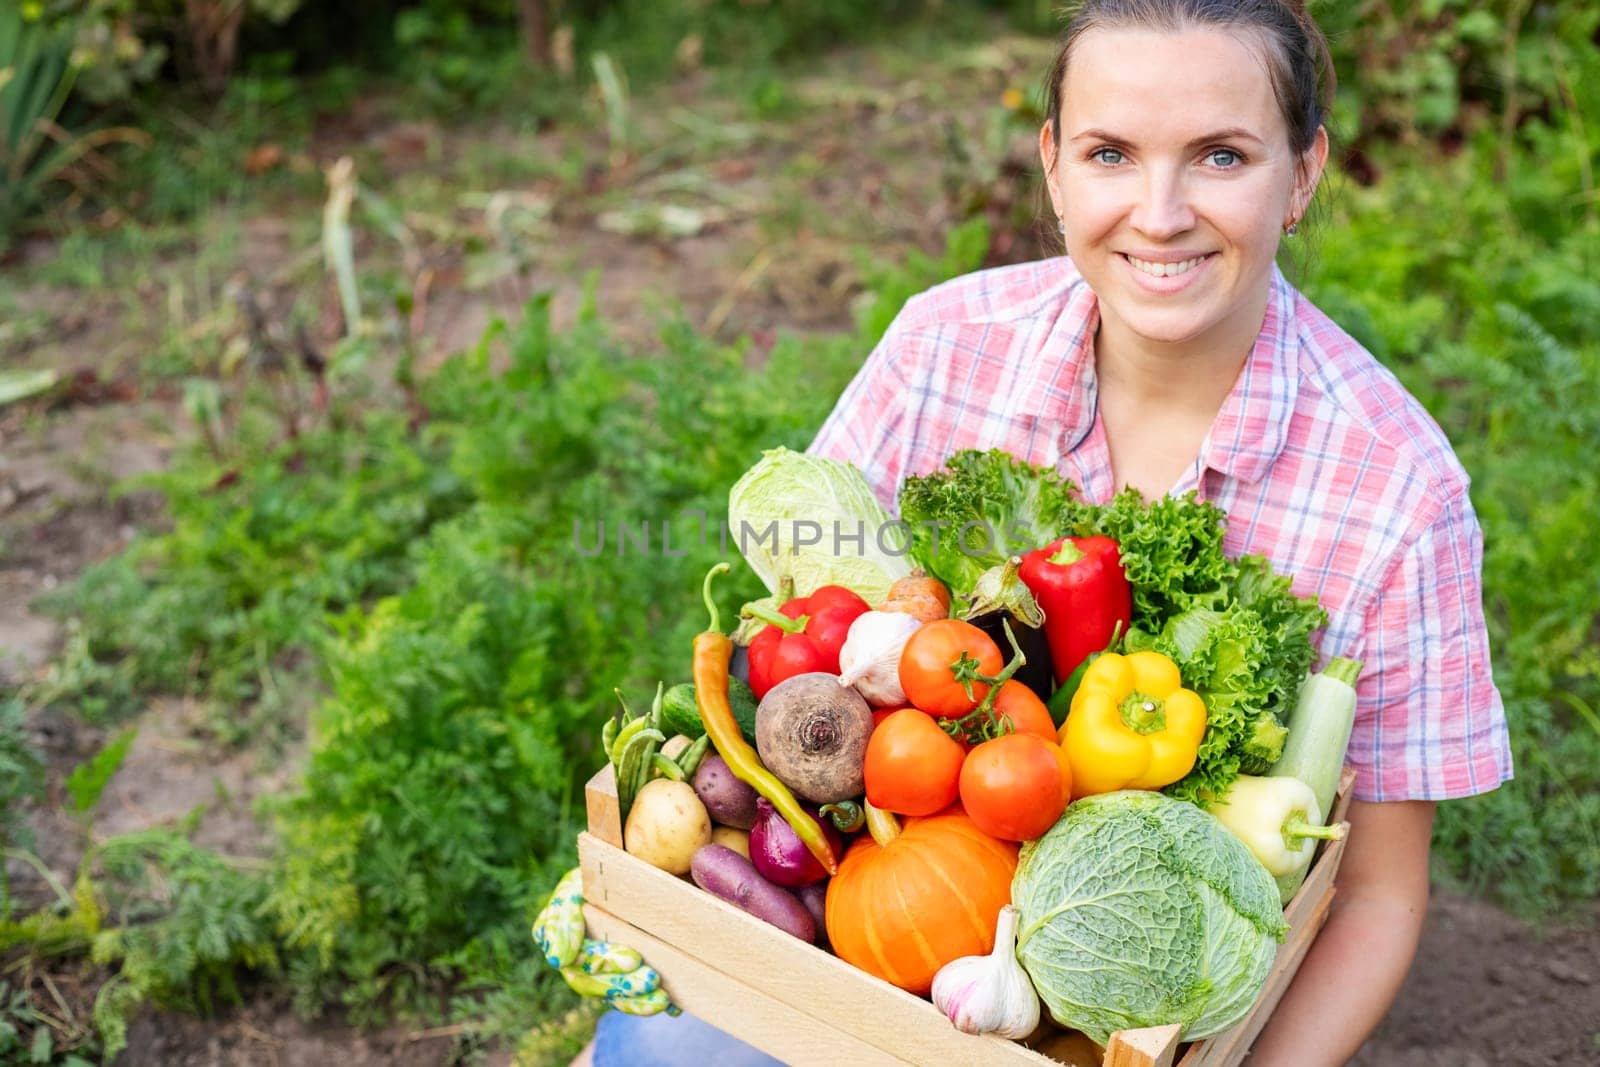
1057, 216, 1067, 236
1284, 220, 1299, 238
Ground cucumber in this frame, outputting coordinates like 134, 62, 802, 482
1269, 657, 1362, 903
660, 679, 760, 745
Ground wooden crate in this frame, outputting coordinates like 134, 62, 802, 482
581, 764, 1355, 1067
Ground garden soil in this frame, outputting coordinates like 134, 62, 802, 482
4, 39, 1597, 1067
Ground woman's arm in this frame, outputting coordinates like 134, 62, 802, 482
1245, 798, 1436, 1066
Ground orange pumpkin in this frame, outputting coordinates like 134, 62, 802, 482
824, 804, 1019, 995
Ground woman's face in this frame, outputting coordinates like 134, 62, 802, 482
1041, 26, 1327, 350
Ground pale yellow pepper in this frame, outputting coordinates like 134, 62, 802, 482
1058, 650, 1207, 798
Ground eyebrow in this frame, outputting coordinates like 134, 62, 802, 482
1069, 126, 1266, 147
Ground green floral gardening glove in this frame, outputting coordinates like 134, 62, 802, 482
533, 867, 677, 1016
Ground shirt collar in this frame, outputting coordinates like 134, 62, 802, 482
1016, 257, 1099, 455
1016, 259, 1300, 486
1199, 264, 1300, 485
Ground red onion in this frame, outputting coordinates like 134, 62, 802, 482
748, 798, 844, 887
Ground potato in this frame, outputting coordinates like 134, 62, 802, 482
711, 825, 751, 860
691, 753, 759, 829
624, 778, 712, 875
690, 845, 815, 942
661, 734, 692, 762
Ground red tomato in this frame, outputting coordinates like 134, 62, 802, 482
898, 619, 1004, 717
990, 680, 1057, 742
864, 708, 966, 816
958, 733, 1071, 842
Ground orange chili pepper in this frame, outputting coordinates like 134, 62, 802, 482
693, 563, 839, 875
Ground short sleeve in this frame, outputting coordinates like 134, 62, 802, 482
805, 312, 912, 513
1345, 490, 1513, 802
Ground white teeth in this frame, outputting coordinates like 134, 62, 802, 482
1126, 255, 1206, 278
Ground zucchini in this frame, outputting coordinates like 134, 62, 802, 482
1268, 656, 1362, 902
660, 678, 760, 745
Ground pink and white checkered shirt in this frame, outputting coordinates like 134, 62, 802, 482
808, 256, 1512, 804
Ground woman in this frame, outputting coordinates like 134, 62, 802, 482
572, 2, 1512, 1062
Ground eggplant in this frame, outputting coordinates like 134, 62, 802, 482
962, 557, 1055, 704
968, 610, 1054, 703
730, 642, 752, 685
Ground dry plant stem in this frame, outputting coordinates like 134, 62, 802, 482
322, 156, 361, 339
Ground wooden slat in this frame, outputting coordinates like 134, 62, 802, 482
579, 831, 1064, 1065
585, 764, 623, 848
1028, 1029, 1107, 1067
584, 903, 907, 1067
1106, 1023, 1182, 1067
1284, 829, 1347, 931
1329, 765, 1357, 825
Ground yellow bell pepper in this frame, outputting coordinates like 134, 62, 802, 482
1058, 650, 1206, 798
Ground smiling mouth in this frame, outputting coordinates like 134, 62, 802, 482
1122, 253, 1214, 278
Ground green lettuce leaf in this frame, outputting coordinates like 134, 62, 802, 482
1078, 489, 1230, 624
896, 449, 1083, 596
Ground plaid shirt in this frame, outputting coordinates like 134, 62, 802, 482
808, 256, 1512, 804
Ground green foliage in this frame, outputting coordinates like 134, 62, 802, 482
88, 826, 279, 1019
36, 391, 469, 729
3, 821, 277, 1059
1315, 1, 1600, 142
63, 727, 136, 813
264, 514, 586, 1015
0, 698, 44, 862
0, 6, 83, 246
0, 977, 96, 1065
1302, 110, 1600, 916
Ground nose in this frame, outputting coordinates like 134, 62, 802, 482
1130, 166, 1195, 240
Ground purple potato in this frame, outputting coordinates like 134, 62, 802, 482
690, 844, 815, 942
691, 753, 759, 829
795, 881, 829, 946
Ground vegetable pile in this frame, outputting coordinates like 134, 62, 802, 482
585, 446, 1365, 1049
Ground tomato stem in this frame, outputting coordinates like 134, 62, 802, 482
939, 619, 1029, 744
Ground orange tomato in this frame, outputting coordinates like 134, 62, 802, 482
871, 706, 909, 732
958, 733, 1072, 842
990, 680, 1057, 742
899, 619, 1004, 716
864, 708, 966, 816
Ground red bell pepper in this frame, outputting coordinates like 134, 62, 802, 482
1017, 536, 1133, 686
744, 585, 870, 698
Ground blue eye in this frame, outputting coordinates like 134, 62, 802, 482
1091, 147, 1125, 166
1207, 148, 1243, 167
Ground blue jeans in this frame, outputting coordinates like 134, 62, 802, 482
593, 1009, 787, 1067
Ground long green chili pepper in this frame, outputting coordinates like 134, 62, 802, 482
692, 563, 838, 875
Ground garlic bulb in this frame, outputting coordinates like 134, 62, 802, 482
931, 904, 1040, 1039
836, 611, 922, 707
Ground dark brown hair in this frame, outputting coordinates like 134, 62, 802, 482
1043, 0, 1336, 169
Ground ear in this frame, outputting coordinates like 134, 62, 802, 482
1289, 125, 1330, 224
1039, 120, 1064, 218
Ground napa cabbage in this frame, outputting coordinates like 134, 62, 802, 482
727, 447, 910, 604
1012, 790, 1287, 1045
